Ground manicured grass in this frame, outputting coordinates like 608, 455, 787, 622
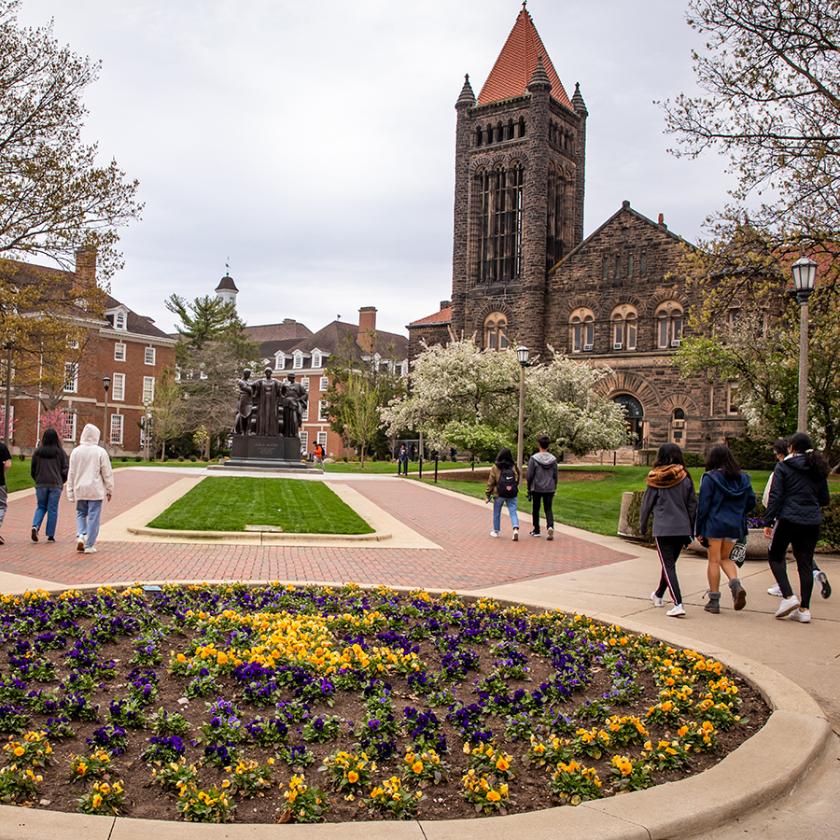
147, 477, 374, 534
421, 466, 776, 537
323, 460, 491, 474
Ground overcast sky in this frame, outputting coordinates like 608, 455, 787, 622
20, 0, 732, 338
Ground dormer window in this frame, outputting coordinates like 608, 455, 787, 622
311, 351, 322, 369
275, 352, 285, 370
293, 351, 303, 369
113, 310, 127, 331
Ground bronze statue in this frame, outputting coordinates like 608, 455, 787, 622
253, 367, 283, 436
281, 372, 309, 437
234, 369, 254, 435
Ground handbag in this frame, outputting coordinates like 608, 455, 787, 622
730, 537, 747, 568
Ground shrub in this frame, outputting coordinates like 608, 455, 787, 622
820, 496, 840, 549
727, 436, 775, 471
134, 456, 142, 462
683, 451, 704, 467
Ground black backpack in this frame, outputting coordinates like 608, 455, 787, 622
497, 466, 518, 498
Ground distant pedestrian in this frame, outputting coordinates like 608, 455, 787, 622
66, 424, 114, 554
30, 428, 69, 543
695, 445, 755, 614
764, 437, 831, 600
397, 443, 409, 476
486, 447, 520, 541
763, 433, 831, 624
526, 435, 558, 540
0, 436, 11, 544
639, 443, 697, 618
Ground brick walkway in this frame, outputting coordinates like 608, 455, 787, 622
0, 469, 632, 589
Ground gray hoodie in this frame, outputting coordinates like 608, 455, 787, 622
526, 451, 558, 494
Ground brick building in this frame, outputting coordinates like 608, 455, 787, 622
409, 6, 745, 453
3, 252, 177, 455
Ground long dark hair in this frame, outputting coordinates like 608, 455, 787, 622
653, 443, 685, 468
705, 444, 741, 481
35, 427, 63, 459
788, 432, 829, 478
772, 438, 789, 458
495, 447, 514, 468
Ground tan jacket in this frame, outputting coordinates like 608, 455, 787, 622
66, 424, 114, 502
485, 464, 520, 498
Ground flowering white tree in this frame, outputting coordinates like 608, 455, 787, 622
381, 340, 627, 458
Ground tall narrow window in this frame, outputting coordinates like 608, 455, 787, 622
601, 254, 609, 280
483, 313, 508, 350
144, 346, 156, 365
610, 305, 638, 351
112, 372, 125, 401
639, 250, 647, 276
656, 302, 684, 348
476, 165, 524, 283
569, 308, 595, 353
142, 376, 155, 404
546, 168, 565, 268
63, 362, 78, 393
110, 414, 124, 446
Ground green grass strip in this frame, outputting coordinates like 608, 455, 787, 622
147, 477, 373, 534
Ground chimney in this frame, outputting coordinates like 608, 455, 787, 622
74, 247, 97, 287
440, 300, 451, 310
357, 306, 377, 353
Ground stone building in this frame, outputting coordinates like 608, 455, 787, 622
409, 6, 745, 453
2, 251, 177, 455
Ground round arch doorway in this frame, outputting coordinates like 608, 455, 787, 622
613, 394, 644, 449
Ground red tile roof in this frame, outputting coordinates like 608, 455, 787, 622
408, 306, 452, 327
477, 8, 572, 109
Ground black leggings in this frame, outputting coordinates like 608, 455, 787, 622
531, 492, 554, 532
654, 536, 687, 606
768, 519, 819, 609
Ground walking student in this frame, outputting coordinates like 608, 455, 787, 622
30, 428, 69, 542
695, 445, 755, 614
66, 424, 114, 554
639, 443, 697, 618
763, 433, 831, 624
764, 437, 831, 600
0, 435, 11, 544
397, 443, 409, 476
526, 435, 558, 540
486, 447, 520, 541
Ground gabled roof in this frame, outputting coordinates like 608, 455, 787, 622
242, 320, 313, 343
102, 294, 172, 339
408, 306, 452, 328
477, 7, 572, 109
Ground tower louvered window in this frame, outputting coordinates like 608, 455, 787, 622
477, 165, 524, 283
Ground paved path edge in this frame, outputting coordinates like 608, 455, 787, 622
0, 586, 830, 840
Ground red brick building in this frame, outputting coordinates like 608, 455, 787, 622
3, 252, 177, 455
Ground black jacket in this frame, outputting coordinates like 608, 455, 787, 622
765, 455, 830, 527
30, 447, 69, 488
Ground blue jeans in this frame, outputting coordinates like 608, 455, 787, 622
33, 486, 62, 539
75, 500, 103, 548
492, 496, 519, 532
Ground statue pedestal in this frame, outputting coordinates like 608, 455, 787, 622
210, 435, 319, 472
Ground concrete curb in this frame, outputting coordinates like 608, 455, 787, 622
0, 585, 830, 840
125, 526, 391, 543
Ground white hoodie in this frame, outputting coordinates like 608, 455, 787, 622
66, 424, 114, 502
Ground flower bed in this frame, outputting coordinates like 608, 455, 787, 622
0, 584, 769, 823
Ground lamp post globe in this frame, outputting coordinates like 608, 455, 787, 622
516, 345, 529, 366
791, 256, 817, 301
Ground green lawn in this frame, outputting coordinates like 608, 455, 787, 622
421, 466, 777, 537
147, 477, 374, 534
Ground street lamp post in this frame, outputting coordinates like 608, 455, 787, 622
791, 256, 817, 433
2, 342, 12, 447
143, 402, 152, 462
102, 376, 111, 452
516, 345, 529, 472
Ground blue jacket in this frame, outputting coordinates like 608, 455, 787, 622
695, 470, 756, 540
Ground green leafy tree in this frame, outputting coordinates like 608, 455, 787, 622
165, 294, 250, 359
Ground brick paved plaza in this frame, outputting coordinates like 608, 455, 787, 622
0, 469, 633, 588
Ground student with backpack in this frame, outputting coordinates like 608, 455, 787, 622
763, 433, 831, 624
485, 447, 520, 541
695, 445, 755, 614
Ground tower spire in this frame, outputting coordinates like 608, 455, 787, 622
456, 73, 476, 108
527, 54, 551, 92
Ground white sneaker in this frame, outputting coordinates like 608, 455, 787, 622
489, 531, 499, 538
774, 594, 800, 619
76, 536, 85, 553
767, 584, 783, 597
512, 528, 519, 542
666, 604, 686, 618
789, 608, 811, 623
83, 546, 97, 554
651, 591, 665, 608
546, 526, 554, 541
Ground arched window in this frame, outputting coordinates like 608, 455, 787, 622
274, 352, 285, 370
613, 394, 644, 448
670, 407, 686, 444
656, 301, 684, 349
311, 351, 322, 369
610, 304, 638, 351
506, 118, 514, 140
475, 164, 525, 282
569, 307, 595, 353
518, 117, 526, 138
483, 313, 509, 350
